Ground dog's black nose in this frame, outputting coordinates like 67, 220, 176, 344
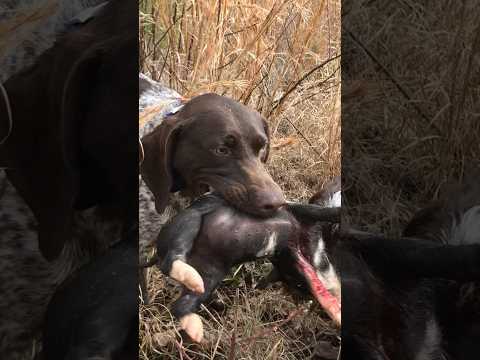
256, 194, 286, 215
251, 179, 286, 216
259, 202, 284, 212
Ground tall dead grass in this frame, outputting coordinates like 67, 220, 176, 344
139, 0, 340, 358
342, 1, 480, 235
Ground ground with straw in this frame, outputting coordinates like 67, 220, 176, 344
139, 0, 340, 359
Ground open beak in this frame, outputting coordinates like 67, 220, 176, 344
293, 247, 341, 326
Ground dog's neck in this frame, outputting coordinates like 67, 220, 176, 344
138, 75, 185, 167
138, 73, 184, 138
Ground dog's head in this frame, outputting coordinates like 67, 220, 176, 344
141, 93, 285, 217
1, 2, 138, 260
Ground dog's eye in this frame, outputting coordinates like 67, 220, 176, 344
224, 135, 236, 147
215, 146, 231, 156
254, 137, 267, 153
257, 142, 267, 156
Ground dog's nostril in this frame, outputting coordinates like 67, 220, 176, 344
260, 201, 285, 213
262, 204, 275, 212
254, 189, 286, 214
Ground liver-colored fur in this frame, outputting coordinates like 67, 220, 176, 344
140, 91, 285, 218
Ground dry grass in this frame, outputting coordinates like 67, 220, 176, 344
139, 0, 340, 358
342, 1, 480, 235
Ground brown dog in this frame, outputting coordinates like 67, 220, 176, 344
140, 93, 285, 216
139, 89, 286, 292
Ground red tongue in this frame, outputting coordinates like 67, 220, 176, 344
295, 251, 341, 326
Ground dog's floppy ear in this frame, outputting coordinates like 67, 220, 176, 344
7, 46, 105, 261
42, 49, 105, 259
261, 116, 270, 163
140, 115, 188, 213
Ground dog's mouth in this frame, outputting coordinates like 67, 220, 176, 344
289, 232, 341, 326
195, 178, 282, 216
